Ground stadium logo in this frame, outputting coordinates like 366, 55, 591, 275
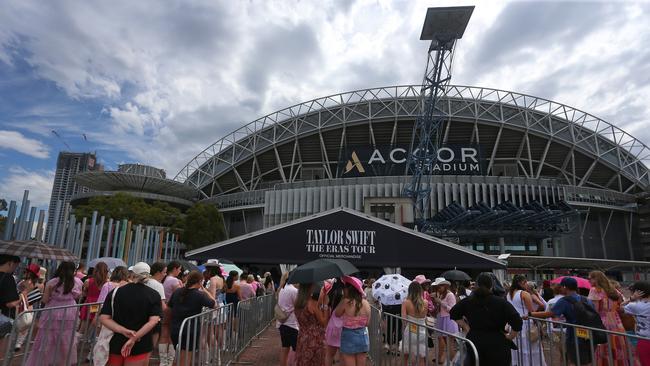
344, 151, 366, 174
340, 145, 483, 177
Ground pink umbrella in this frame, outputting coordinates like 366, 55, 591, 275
550, 276, 591, 289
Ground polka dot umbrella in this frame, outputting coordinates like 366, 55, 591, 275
372, 273, 411, 306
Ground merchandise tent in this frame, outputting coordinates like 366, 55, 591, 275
186, 207, 505, 269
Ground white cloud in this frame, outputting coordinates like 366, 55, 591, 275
0, 0, 649, 175
0, 130, 50, 158
0, 167, 54, 208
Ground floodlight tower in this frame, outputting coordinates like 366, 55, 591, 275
404, 6, 474, 232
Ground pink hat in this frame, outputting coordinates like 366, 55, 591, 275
341, 275, 364, 296
324, 279, 333, 294
414, 275, 430, 284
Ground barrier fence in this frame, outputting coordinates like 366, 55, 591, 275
1, 302, 101, 366
368, 306, 480, 366
516, 316, 649, 366
174, 304, 235, 366
174, 294, 276, 366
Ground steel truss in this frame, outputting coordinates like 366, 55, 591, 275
404, 37, 456, 230
174, 85, 650, 198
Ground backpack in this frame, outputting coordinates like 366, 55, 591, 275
564, 295, 608, 345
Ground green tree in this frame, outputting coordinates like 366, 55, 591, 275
183, 203, 227, 250
74, 193, 184, 229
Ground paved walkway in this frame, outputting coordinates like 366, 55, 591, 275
233, 325, 280, 365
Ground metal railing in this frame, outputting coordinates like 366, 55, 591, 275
1, 302, 101, 366
368, 306, 480, 366
235, 294, 275, 356
174, 294, 276, 366
516, 316, 650, 366
174, 304, 235, 366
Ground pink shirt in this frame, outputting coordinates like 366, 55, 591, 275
240, 283, 255, 300
163, 276, 182, 301
97, 282, 117, 303
276, 285, 299, 330
438, 292, 456, 317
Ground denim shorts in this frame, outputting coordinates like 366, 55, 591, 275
340, 327, 369, 354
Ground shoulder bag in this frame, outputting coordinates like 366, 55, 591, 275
93, 286, 119, 366
15, 293, 33, 331
519, 291, 541, 343
275, 303, 290, 323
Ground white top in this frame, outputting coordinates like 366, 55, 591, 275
624, 301, 650, 338
276, 284, 299, 330
507, 290, 526, 316
546, 294, 566, 331
145, 279, 166, 301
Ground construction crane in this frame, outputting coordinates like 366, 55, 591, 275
403, 7, 474, 232
51, 130, 72, 150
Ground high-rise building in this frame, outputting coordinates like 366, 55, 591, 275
45, 152, 101, 243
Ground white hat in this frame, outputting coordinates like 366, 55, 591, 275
128, 262, 150, 275
205, 259, 221, 267
432, 277, 450, 286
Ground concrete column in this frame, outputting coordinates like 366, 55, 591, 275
499, 237, 506, 254
553, 237, 561, 257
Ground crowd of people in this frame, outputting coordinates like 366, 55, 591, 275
3, 252, 650, 366
275, 269, 650, 366
0, 255, 276, 366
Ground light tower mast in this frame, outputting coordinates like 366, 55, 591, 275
404, 6, 474, 232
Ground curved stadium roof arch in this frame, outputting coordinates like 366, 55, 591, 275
174, 85, 650, 198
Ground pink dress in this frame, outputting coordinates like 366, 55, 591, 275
588, 288, 629, 366
80, 278, 101, 320
26, 277, 83, 366
325, 312, 343, 347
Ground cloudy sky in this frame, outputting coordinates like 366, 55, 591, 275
1, 0, 649, 208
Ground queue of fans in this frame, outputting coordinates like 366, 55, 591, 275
2, 252, 650, 366
275, 270, 650, 366
0, 255, 274, 366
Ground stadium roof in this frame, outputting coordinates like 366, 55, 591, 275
75, 171, 197, 200
175, 85, 650, 198
505, 255, 650, 271
186, 207, 506, 269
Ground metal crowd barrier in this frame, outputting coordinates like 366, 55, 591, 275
515, 316, 650, 366
234, 294, 275, 356
174, 294, 275, 366
368, 306, 480, 366
174, 303, 235, 366
1, 302, 102, 366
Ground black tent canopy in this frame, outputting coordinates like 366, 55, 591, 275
186, 207, 505, 269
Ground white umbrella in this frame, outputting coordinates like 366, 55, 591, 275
221, 263, 243, 276
88, 257, 126, 270
372, 273, 411, 306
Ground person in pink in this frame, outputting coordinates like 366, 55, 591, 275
75, 262, 87, 280
240, 274, 256, 300
414, 275, 435, 315
80, 262, 109, 323
335, 275, 371, 366
324, 279, 345, 366
98, 267, 129, 303
433, 277, 458, 362
160, 261, 183, 366
26, 261, 83, 366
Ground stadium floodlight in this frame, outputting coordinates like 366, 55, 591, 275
404, 6, 474, 233
420, 6, 474, 41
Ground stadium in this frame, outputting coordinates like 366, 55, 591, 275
173, 84, 650, 267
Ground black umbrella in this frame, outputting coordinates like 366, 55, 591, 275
177, 260, 199, 272
441, 269, 471, 281
287, 259, 358, 284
